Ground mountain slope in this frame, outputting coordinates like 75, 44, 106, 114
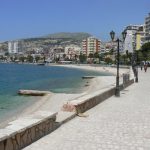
44, 32, 91, 40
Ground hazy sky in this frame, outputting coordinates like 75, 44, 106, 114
0, 0, 149, 41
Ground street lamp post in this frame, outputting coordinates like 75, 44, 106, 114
110, 30, 127, 97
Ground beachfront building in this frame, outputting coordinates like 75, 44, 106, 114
145, 13, 150, 43
64, 45, 81, 60
82, 37, 101, 57
123, 25, 144, 53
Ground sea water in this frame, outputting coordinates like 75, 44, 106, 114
0, 63, 112, 123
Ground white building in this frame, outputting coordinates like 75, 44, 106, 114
123, 25, 144, 53
8, 41, 19, 54
145, 13, 150, 43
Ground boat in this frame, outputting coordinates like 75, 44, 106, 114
37, 63, 45, 66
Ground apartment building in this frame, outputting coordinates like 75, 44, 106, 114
8, 41, 19, 54
145, 13, 150, 43
123, 25, 144, 53
8, 41, 24, 54
82, 37, 101, 56
135, 29, 145, 50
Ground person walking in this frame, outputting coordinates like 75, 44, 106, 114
144, 63, 148, 72
140, 61, 143, 70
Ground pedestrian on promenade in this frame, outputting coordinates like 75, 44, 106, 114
140, 61, 143, 70
144, 63, 148, 72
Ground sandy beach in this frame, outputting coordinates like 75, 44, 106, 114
50, 64, 130, 76
0, 64, 130, 128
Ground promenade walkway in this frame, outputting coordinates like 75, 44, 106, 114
24, 68, 150, 150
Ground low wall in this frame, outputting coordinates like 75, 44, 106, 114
62, 78, 134, 114
0, 111, 58, 150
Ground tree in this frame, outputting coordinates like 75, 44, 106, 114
99, 53, 104, 61
0, 55, 4, 61
126, 50, 132, 64
27, 55, 33, 63
120, 54, 127, 65
141, 42, 150, 61
88, 53, 94, 58
79, 54, 87, 63
5, 52, 9, 56
19, 56, 25, 62
141, 42, 150, 51
35, 56, 40, 63
63, 54, 66, 60
137, 50, 144, 62
94, 52, 99, 58
104, 57, 112, 64
109, 49, 114, 55
10, 56, 13, 62
74, 54, 78, 62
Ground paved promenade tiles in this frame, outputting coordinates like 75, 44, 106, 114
24, 69, 150, 150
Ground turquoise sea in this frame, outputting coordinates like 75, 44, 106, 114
0, 63, 112, 123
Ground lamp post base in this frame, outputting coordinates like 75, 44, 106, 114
115, 75, 120, 97
135, 77, 138, 82
115, 88, 120, 97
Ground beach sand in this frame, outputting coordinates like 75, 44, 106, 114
0, 65, 130, 128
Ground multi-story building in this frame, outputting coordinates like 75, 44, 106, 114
82, 37, 101, 56
8, 41, 24, 54
99, 42, 107, 54
135, 28, 145, 50
8, 41, 19, 54
145, 13, 150, 43
123, 25, 144, 53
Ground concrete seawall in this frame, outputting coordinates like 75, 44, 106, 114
62, 78, 134, 114
0, 111, 58, 150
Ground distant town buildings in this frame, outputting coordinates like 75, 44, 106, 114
99, 42, 107, 54
65, 45, 81, 60
0, 12, 149, 63
53, 47, 65, 61
104, 41, 113, 53
82, 37, 101, 56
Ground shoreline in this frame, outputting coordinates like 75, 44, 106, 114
48, 64, 130, 76
0, 64, 130, 128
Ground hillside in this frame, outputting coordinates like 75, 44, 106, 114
44, 32, 91, 41
0, 32, 92, 53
